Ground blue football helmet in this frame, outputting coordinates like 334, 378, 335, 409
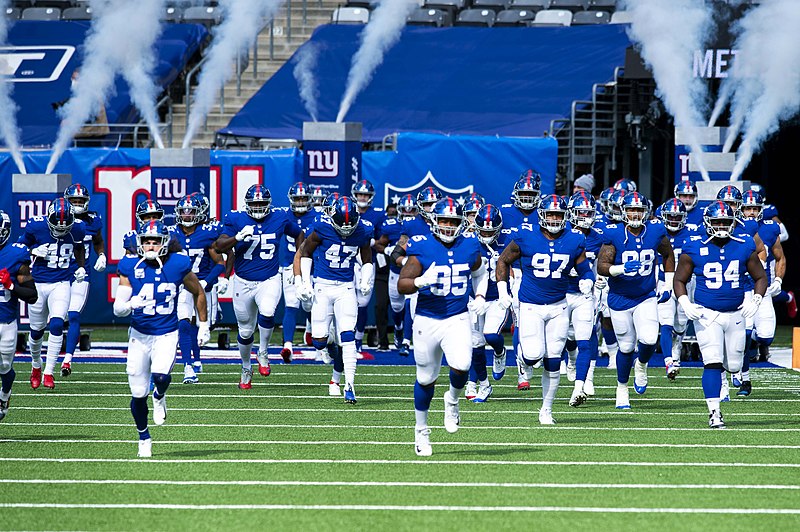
674, 180, 698, 211
0, 210, 12, 247
741, 189, 764, 222
466, 192, 485, 206
659, 198, 687, 232
716, 185, 743, 212
430, 197, 464, 243
175, 195, 203, 227
47, 198, 75, 238
64, 183, 90, 215
288, 182, 312, 214
136, 199, 165, 223
598, 186, 615, 214
323, 192, 342, 217
351, 179, 375, 208
513, 170, 541, 210
137, 219, 170, 260
621, 191, 649, 228
538, 194, 568, 234
416, 187, 442, 219
568, 191, 596, 229
474, 204, 502, 245
311, 185, 326, 208
703, 201, 737, 239
397, 194, 418, 221
462, 197, 484, 228
244, 184, 271, 219
188, 193, 210, 223
607, 189, 627, 222
614, 178, 637, 193
749, 182, 765, 200
330, 196, 360, 237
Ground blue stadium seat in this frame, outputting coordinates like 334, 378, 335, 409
509, 0, 549, 12
456, 8, 496, 26
530, 8, 572, 25
62, 6, 91, 20
21, 7, 61, 20
572, 10, 610, 24
494, 8, 537, 26
182, 5, 221, 25
331, 7, 370, 24
548, 0, 588, 12
472, 0, 512, 13
589, 0, 617, 12
407, 7, 453, 27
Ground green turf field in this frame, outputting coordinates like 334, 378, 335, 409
1, 363, 799, 531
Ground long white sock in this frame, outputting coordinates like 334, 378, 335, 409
567, 349, 577, 366
706, 398, 721, 413
44, 333, 63, 375
541, 369, 560, 410
239, 341, 252, 370
574, 379, 584, 393
342, 341, 357, 387
415, 409, 428, 429
447, 385, 462, 403
29, 336, 43, 368
587, 360, 596, 382
742, 370, 750, 382
258, 326, 273, 355
607, 341, 619, 358
331, 369, 342, 384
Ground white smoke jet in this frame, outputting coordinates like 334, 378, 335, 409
292, 42, 320, 122
183, 0, 285, 148
47, 0, 167, 173
621, 0, 713, 180
708, 79, 732, 128
0, 0, 27, 173
336, 0, 419, 123
728, 0, 800, 180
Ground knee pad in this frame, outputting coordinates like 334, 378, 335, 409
258, 314, 275, 329
0, 357, 12, 375
312, 339, 328, 351
416, 365, 439, 387
565, 339, 577, 351
543, 357, 561, 372
152, 372, 171, 386
704, 362, 725, 371
30, 328, 45, 341
756, 335, 774, 347
237, 334, 254, 345
49, 318, 65, 337
340, 330, 355, 343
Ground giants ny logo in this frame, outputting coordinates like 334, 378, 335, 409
17, 199, 51, 228
0, 46, 75, 82
384, 171, 473, 208
152, 177, 188, 206
307, 150, 339, 178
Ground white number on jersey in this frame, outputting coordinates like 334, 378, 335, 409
325, 244, 358, 268
621, 249, 655, 277
703, 260, 740, 289
137, 283, 177, 315
42, 243, 73, 269
243, 233, 276, 261
531, 253, 570, 279
187, 248, 204, 273
429, 264, 470, 296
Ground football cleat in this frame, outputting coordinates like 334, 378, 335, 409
344, 384, 357, 404
566, 361, 576, 382
398, 343, 410, 357
569, 388, 587, 407
239, 368, 253, 390
30, 367, 42, 389
328, 381, 341, 396
665, 359, 678, 381
193, 361, 203, 374
443, 397, 460, 433
538, 408, 556, 425
517, 355, 533, 391
584, 380, 595, 396
708, 410, 726, 429
473, 383, 493, 403
182, 364, 198, 384
256, 352, 271, 377
731, 372, 743, 388
138, 438, 152, 458
615, 385, 631, 410
152, 393, 167, 426
43, 374, 55, 389
393, 330, 404, 350
721, 376, 730, 402
414, 427, 433, 457
492, 347, 506, 380
465, 381, 477, 400
758, 344, 770, 362
305, 331, 313, 346
787, 291, 797, 319
737, 381, 752, 396
633, 359, 648, 394
0, 397, 9, 421
280, 347, 293, 364
60, 362, 72, 377
318, 347, 333, 365
355, 339, 363, 353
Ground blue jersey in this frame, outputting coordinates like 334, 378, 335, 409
657, 224, 699, 280
20, 217, 86, 283
482, 228, 516, 302
685, 207, 704, 229
603, 221, 667, 311
222, 209, 300, 282
123, 230, 182, 256
741, 218, 781, 284
763, 203, 778, 220
118, 253, 192, 335
406, 233, 481, 319
515, 226, 586, 305
0, 243, 31, 324
75, 212, 103, 268
683, 233, 756, 312
568, 226, 604, 294
311, 218, 372, 282
280, 209, 316, 268
169, 222, 222, 279
360, 207, 385, 240
380, 217, 406, 274
401, 215, 431, 238
499, 204, 539, 231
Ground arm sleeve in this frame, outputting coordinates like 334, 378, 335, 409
203, 263, 225, 289
113, 285, 133, 317
576, 258, 595, 281
10, 279, 37, 304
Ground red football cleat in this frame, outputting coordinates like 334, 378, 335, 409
30, 367, 42, 389
43, 374, 55, 389
787, 291, 797, 319
280, 347, 293, 364
517, 380, 530, 391
239, 368, 253, 390
60, 362, 72, 377
258, 362, 271, 377
305, 332, 313, 347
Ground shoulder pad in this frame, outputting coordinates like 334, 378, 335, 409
361, 219, 373, 228
605, 224, 618, 229
762, 220, 775, 226
570, 228, 583, 235
689, 235, 703, 241
500, 203, 514, 209
410, 234, 428, 243
373, 207, 384, 212
500, 228, 512, 234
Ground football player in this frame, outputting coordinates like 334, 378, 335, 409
114, 220, 208, 457
0, 211, 38, 421
675, 202, 767, 428
597, 192, 674, 410
215, 185, 303, 388
20, 199, 86, 389
398, 197, 486, 456
123, 200, 169, 256
496, 195, 593, 424
674, 180, 702, 228
61, 184, 106, 377
294, 196, 373, 404
351, 180, 384, 352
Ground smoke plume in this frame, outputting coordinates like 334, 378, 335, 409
0, 0, 27, 173
292, 42, 320, 122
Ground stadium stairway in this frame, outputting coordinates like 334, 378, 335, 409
170, 0, 342, 148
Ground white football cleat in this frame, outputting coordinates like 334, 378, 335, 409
538, 408, 556, 425
569, 388, 587, 407
615, 385, 631, 410
566, 361, 576, 382
182, 364, 198, 384
709, 409, 726, 429
152, 393, 167, 426
473, 382, 493, 403
633, 359, 648, 394
443, 396, 460, 433
414, 427, 432, 457
328, 381, 341, 396
665, 359, 679, 381
138, 438, 152, 458
492, 347, 506, 380
465, 381, 477, 400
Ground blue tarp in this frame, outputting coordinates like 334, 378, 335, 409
221, 24, 632, 142
4, 21, 208, 147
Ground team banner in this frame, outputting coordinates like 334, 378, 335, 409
0, 134, 555, 325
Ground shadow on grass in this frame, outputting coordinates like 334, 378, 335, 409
163, 448, 258, 458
